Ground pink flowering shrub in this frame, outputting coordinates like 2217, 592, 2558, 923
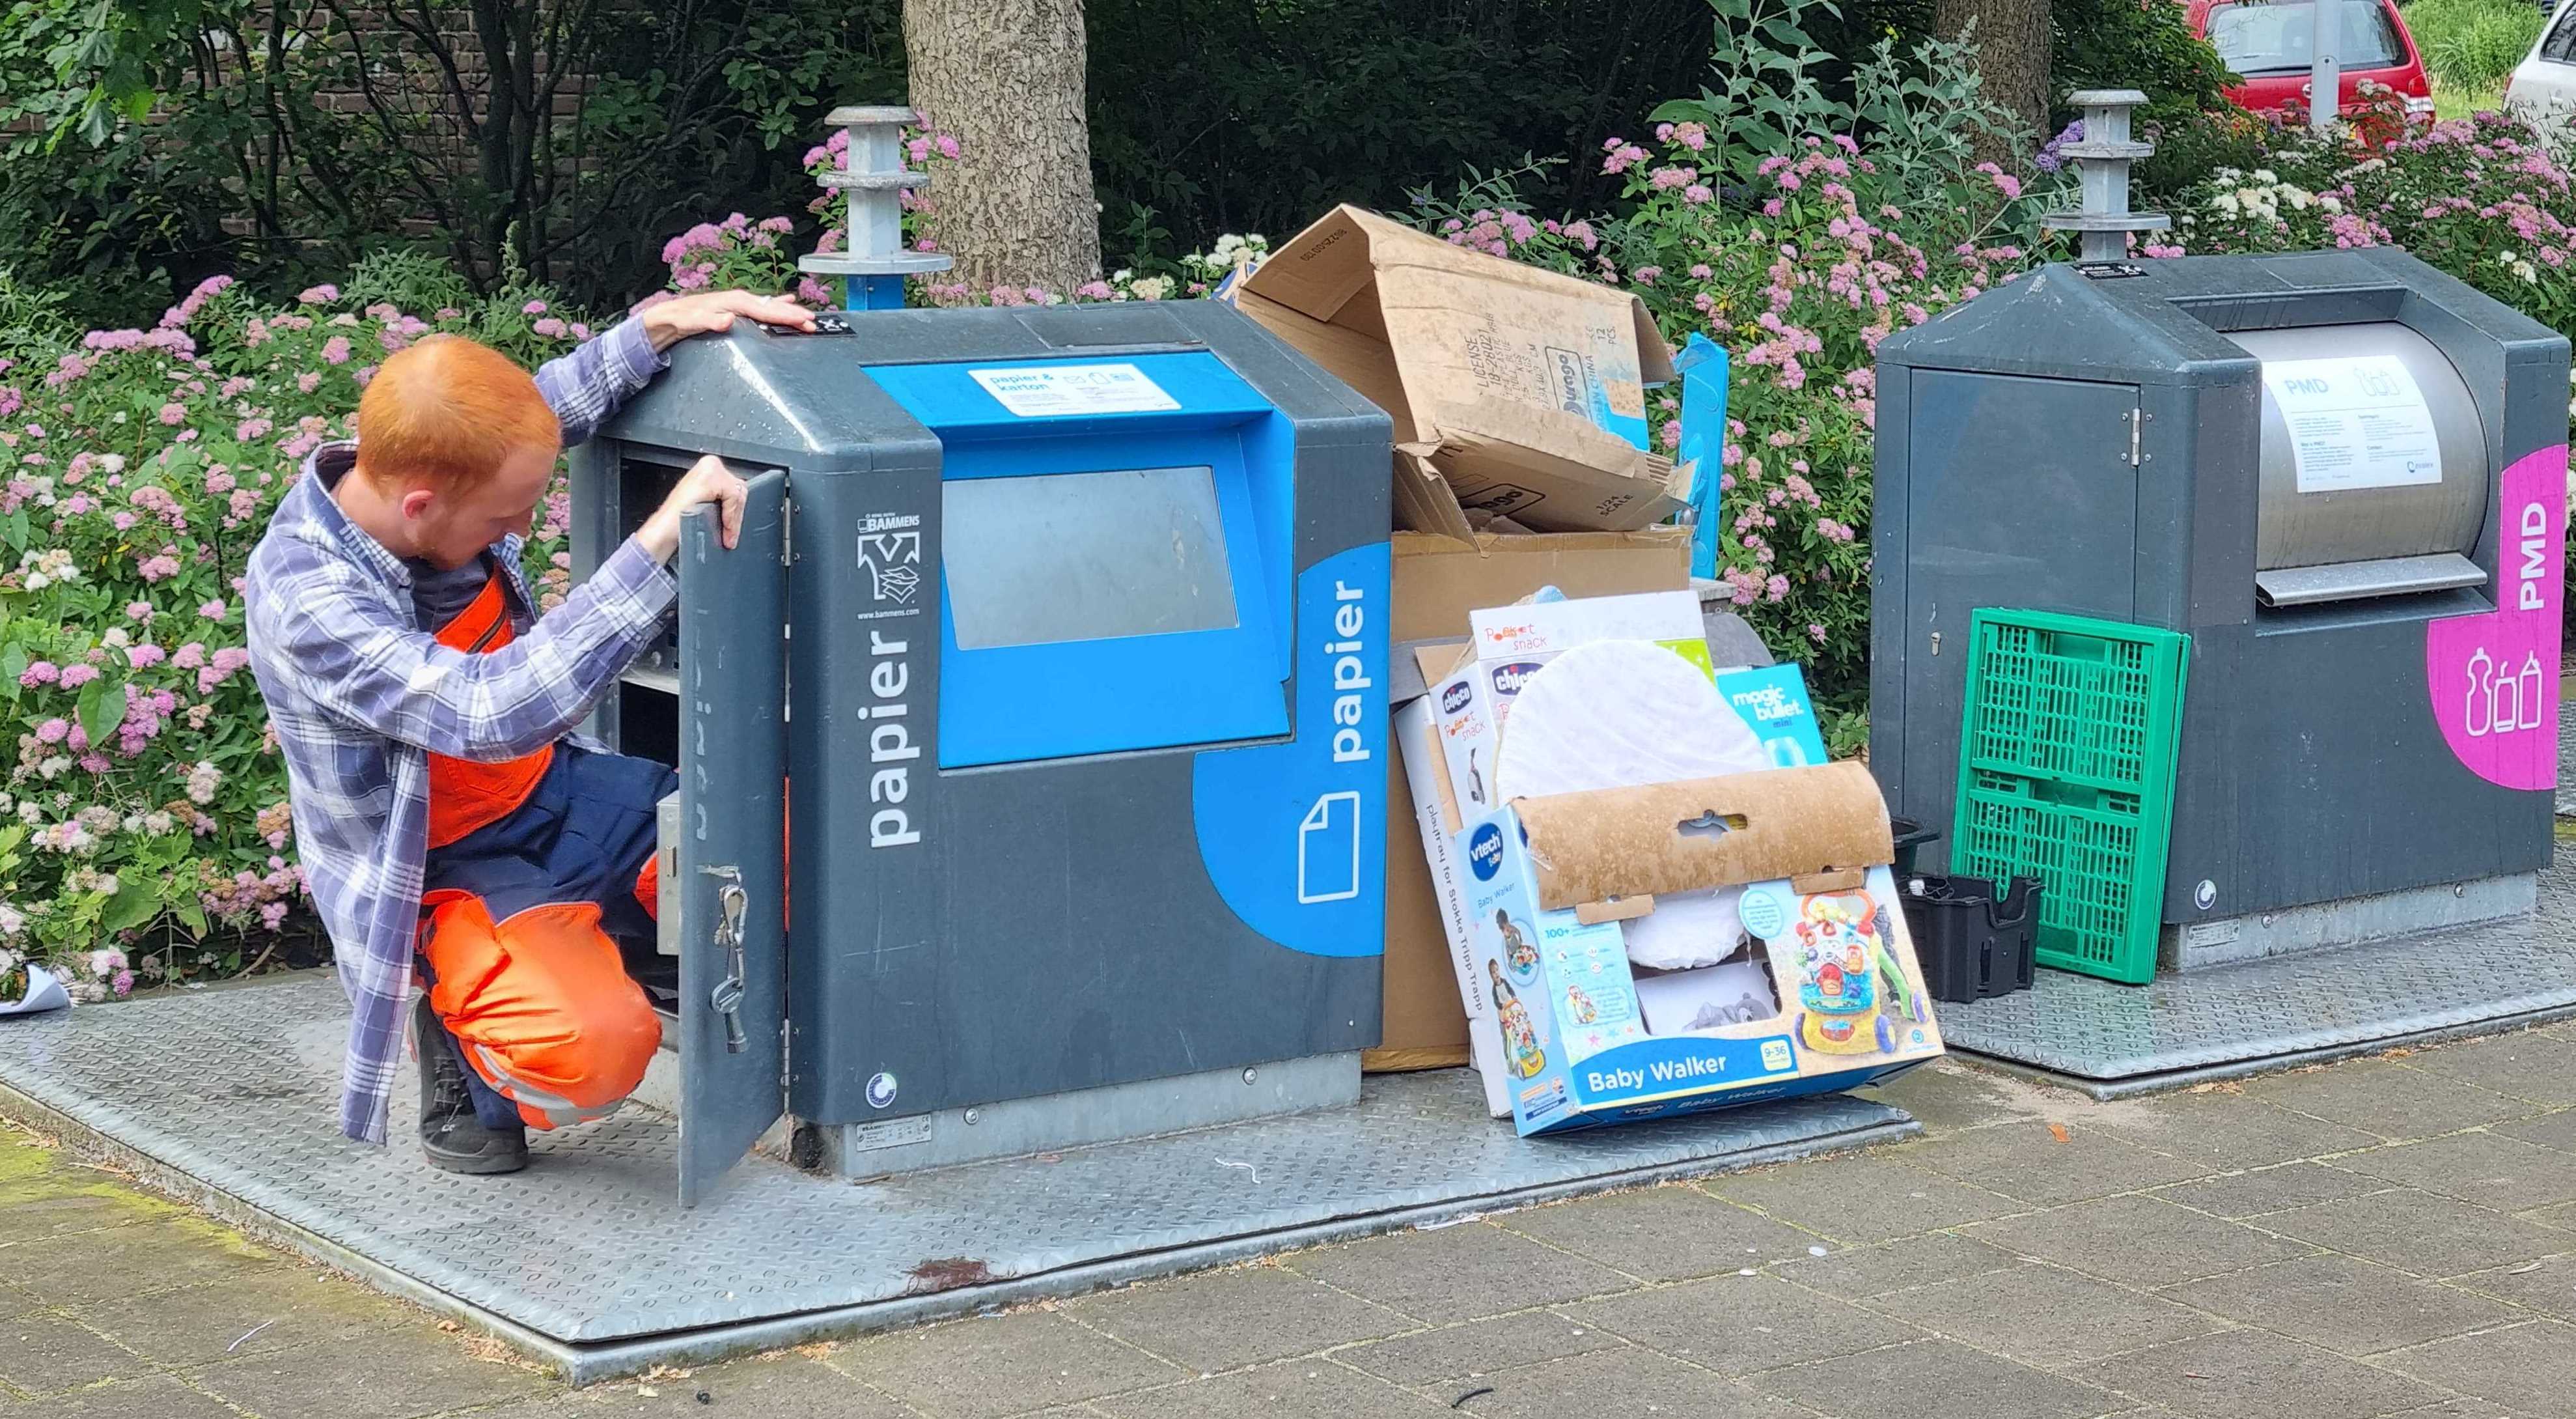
0, 260, 587, 983
2161, 90, 2576, 339
1409, 24, 2074, 740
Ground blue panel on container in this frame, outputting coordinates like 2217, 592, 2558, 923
865, 354, 1296, 768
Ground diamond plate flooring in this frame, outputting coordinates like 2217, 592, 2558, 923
1941, 861, 2576, 1090
0, 974, 1912, 1378
1946, 677, 2576, 1090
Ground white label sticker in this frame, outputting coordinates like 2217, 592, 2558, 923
2260, 356, 2443, 494
969, 363, 1180, 417
842, 1116, 932, 1153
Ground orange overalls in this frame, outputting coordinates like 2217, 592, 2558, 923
413, 569, 669, 1131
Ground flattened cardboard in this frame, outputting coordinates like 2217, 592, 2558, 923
1376, 531, 1690, 1080
1391, 528, 1690, 643
1236, 206, 1685, 535
1372, 750, 1471, 1074
1512, 763, 1894, 913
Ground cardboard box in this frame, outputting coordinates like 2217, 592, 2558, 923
1716, 664, 1829, 768
1462, 763, 1945, 1136
1368, 527, 1690, 1073
1393, 595, 1837, 1112
1232, 206, 1686, 539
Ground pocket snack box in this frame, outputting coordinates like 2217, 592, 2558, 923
1460, 761, 1944, 1136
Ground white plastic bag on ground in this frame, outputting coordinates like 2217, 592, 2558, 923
0, 965, 71, 1017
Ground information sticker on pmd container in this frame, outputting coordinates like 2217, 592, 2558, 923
2261, 355, 2442, 494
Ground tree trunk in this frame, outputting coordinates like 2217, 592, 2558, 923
1937, 0, 2054, 154
903, 0, 1102, 294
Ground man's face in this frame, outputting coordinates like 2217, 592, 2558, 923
403, 443, 557, 570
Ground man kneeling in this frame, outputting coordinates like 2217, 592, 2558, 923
245, 291, 807, 1172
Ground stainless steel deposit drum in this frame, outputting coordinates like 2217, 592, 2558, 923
2232, 322, 2491, 606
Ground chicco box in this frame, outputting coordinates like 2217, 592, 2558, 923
1458, 761, 1944, 1136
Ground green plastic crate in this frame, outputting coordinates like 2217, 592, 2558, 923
1949, 610, 2190, 985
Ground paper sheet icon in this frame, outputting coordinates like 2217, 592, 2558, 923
1297, 791, 1361, 903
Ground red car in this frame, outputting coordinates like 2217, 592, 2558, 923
2186, 0, 2439, 128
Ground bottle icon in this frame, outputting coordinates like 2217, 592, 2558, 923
2519, 651, 2545, 731
1489, 958, 1547, 1078
2466, 648, 2495, 737
2493, 651, 2525, 737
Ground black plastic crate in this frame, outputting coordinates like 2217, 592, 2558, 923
1900, 872, 2039, 1005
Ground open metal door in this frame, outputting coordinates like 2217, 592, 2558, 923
677, 470, 789, 1207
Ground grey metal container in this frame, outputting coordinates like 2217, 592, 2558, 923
579, 300, 1395, 1200
1870, 249, 2568, 955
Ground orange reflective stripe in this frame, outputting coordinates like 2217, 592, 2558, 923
424, 567, 554, 849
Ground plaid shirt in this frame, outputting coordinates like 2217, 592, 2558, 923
245, 319, 677, 1144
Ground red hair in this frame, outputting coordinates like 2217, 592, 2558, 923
353, 334, 561, 489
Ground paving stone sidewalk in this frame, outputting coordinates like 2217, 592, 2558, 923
2, 1027, 2572, 1418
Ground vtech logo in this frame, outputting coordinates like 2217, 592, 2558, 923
1440, 682, 1474, 716
1468, 822, 1506, 880
1489, 662, 1544, 697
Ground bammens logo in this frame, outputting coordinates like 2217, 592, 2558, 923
857, 513, 923, 604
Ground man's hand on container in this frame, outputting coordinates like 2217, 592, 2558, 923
638, 455, 749, 563
639, 290, 816, 352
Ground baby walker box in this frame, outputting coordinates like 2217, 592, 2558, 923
1461, 761, 1945, 1136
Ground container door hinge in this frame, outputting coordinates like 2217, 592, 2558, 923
2128, 408, 2142, 467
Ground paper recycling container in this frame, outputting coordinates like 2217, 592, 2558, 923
575, 301, 1394, 1202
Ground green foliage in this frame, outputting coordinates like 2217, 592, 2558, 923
1085, 0, 1722, 268
0, 0, 904, 327
2167, 93, 2576, 338
2053, 0, 2238, 130
2404, 0, 2546, 92
2133, 104, 2286, 207
0, 270, 75, 365
1648, 0, 1857, 183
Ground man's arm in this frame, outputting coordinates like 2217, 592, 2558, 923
252, 457, 751, 761
255, 539, 676, 763
536, 292, 817, 450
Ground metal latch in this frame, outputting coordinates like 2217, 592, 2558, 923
704, 865, 749, 1054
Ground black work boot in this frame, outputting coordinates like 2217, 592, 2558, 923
415, 997, 529, 1175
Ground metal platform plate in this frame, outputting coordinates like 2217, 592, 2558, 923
0, 975, 1914, 1382
1942, 862, 2576, 1091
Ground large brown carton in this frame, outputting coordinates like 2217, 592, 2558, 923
1366, 526, 1690, 1073
1232, 206, 1686, 539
